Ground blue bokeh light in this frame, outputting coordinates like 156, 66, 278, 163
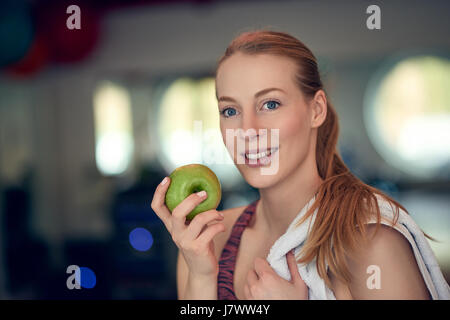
129, 227, 153, 252
80, 267, 96, 289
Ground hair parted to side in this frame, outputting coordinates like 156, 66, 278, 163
214, 29, 436, 289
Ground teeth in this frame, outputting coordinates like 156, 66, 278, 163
246, 149, 273, 160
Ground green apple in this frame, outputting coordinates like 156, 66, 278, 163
165, 164, 222, 220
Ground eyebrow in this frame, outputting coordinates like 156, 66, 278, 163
217, 87, 286, 103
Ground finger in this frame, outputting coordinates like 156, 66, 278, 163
171, 191, 208, 234
247, 268, 259, 287
247, 269, 259, 298
150, 177, 172, 229
253, 257, 273, 278
286, 250, 302, 283
194, 222, 225, 244
183, 210, 224, 242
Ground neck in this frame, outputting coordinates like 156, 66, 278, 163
256, 155, 323, 239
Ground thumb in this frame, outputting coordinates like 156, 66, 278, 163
286, 250, 303, 284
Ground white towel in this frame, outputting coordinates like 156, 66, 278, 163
266, 194, 450, 300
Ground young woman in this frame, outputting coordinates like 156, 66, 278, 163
151, 30, 441, 300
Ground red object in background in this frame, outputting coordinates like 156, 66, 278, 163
6, 33, 49, 77
37, 1, 101, 64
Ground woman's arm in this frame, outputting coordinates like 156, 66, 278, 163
177, 249, 218, 299
346, 224, 431, 300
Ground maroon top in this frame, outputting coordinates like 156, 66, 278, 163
217, 199, 259, 300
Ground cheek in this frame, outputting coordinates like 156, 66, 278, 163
220, 123, 229, 144
220, 122, 238, 158
277, 112, 312, 168
279, 112, 310, 145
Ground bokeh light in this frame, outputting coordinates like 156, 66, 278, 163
364, 55, 450, 178
79, 267, 96, 289
129, 227, 154, 252
93, 81, 134, 176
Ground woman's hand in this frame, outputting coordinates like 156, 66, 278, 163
151, 177, 225, 278
244, 250, 308, 300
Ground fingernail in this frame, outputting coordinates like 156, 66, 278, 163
161, 177, 168, 185
218, 212, 224, 217
196, 190, 207, 198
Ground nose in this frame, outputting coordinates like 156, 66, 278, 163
239, 112, 259, 142
239, 113, 270, 151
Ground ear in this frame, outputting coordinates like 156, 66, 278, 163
310, 90, 327, 128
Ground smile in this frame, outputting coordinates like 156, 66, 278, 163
240, 147, 279, 167
244, 147, 278, 160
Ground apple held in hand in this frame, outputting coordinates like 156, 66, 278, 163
165, 164, 222, 220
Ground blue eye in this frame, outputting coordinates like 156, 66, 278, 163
221, 107, 237, 118
263, 100, 280, 110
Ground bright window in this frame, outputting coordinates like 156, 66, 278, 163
93, 81, 134, 176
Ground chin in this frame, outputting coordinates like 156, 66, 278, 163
236, 164, 282, 189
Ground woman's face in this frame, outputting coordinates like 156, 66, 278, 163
215, 52, 321, 189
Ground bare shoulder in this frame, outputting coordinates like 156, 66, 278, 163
364, 223, 412, 253
346, 223, 430, 299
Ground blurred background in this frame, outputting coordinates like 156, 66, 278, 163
0, 0, 449, 299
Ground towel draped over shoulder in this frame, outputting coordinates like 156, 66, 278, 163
266, 194, 450, 300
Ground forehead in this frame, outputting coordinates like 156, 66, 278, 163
216, 53, 298, 97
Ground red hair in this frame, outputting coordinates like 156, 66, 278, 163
215, 29, 435, 288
